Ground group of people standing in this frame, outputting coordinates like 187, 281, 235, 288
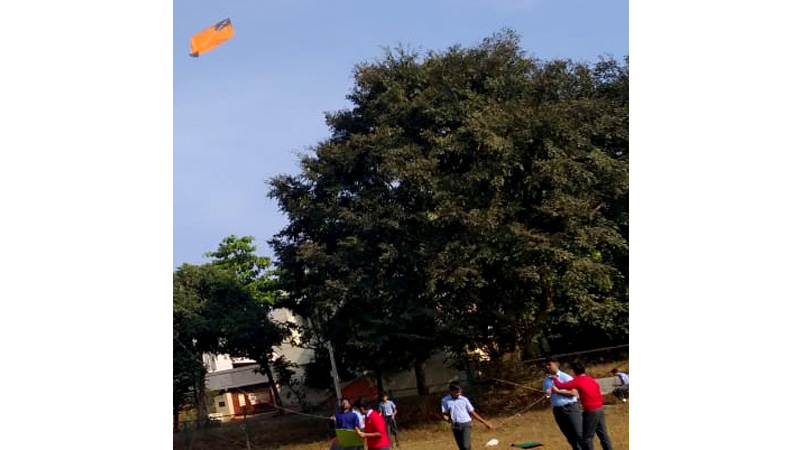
328, 383, 494, 450
329, 393, 400, 450
543, 358, 628, 450
328, 360, 628, 450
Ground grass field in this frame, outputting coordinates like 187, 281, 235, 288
280, 403, 628, 450
176, 360, 629, 450
176, 401, 628, 450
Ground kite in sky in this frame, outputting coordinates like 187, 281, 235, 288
190, 18, 234, 57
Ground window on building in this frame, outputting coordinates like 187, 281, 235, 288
218, 402, 225, 407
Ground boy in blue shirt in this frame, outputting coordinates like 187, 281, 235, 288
543, 358, 582, 450
441, 382, 493, 450
610, 368, 629, 403
378, 392, 400, 447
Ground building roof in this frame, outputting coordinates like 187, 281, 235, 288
206, 365, 270, 391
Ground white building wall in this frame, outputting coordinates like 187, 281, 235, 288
201, 308, 319, 407
200, 309, 465, 405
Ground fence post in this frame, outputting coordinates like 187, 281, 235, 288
243, 411, 252, 450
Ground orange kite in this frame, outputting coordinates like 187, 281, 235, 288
190, 18, 234, 57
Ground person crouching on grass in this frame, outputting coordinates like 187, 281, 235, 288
610, 368, 629, 403
354, 398, 391, 450
551, 362, 613, 450
441, 382, 493, 450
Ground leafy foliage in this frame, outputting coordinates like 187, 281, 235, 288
173, 259, 289, 420
269, 30, 628, 373
205, 235, 282, 306
272, 355, 310, 410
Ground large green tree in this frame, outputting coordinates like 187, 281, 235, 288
269, 31, 628, 376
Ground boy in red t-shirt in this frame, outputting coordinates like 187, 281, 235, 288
354, 398, 391, 450
551, 362, 613, 450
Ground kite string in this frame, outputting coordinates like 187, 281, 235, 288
493, 395, 550, 430
268, 392, 547, 429
239, 379, 547, 424
488, 377, 546, 393
519, 344, 629, 364
262, 401, 332, 421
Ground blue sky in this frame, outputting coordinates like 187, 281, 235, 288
174, 0, 628, 268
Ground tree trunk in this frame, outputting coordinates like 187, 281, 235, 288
173, 404, 180, 433
536, 286, 554, 356
194, 376, 208, 428
539, 335, 552, 356
264, 365, 284, 413
413, 360, 428, 395
521, 338, 538, 361
376, 369, 384, 395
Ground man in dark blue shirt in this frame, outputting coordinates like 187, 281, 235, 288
331, 398, 360, 430
329, 398, 362, 450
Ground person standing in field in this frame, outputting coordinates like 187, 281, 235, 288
353, 403, 366, 430
610, 368, 629, 403
378, 391, 400, 447
441, 382, 493, 450
328, 398, 362, 450
543, 358, 583, 450
330, 398, 360, 430
551, 362, 613, 450
355, 398, 392, 450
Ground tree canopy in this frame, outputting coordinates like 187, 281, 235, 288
205, 235, 282, 306
269, 30, 628, 372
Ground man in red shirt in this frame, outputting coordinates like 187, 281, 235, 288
354, 398, 391, 450
551, 362, 613, 450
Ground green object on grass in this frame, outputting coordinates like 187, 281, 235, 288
335, 429, 363, 447
512, 441, 543, 448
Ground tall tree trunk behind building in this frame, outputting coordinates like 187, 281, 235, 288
194, 376, 208, 428
376, 369, 384, 395
414, 360, 428, 395
264, 365, 283, 413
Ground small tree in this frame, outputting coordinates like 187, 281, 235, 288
173, 263, 288, 425
205, 235, 287, 407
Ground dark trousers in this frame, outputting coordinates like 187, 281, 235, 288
553, 403, 583, 450
581, 409, 613, 450
384, 415, 399, 446
451, 422, 472, 450
612, 385, 629, 401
